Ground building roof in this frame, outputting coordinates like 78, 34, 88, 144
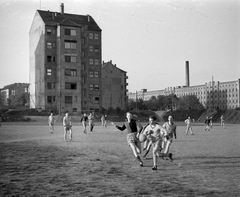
37, 10, 101, 31
102, 61, 127, 73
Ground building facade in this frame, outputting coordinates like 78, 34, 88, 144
101, 60, 128, 110
128, 79, 240, 110
29, 4, 102, 113
0, 83, 29, 106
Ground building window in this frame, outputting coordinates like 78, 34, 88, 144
73, 108, 77, 112
82, 89, 86, 97
47, 55, 55, 63
89, 46, 93, 52
65, 96, 72, 104
89, 71, 94, 78
47, 42, 52, 49
74, 96, 77, 102
65, 69, 77, 76
94, 84, 99, 91
65, 55, 77, 63
81, 76, 85, 84
95, 97, 99, 103
89, 33, 94, 39
64, 40, 77, 49
65, 28, 77, 36
65, 82, 77, 90
89, 58, 94, 65
47, 69, 52, 76
89, 84, 94, 91
94, 46, 99, 53
94, 71, 99, 78
94, 59, 99, 65
94, 33, 99, 40
46, 29, 52, 35
81, 64, 85, 71
47, 96, 55, 103
47, 82, 55, 89
11, 90, 15, 95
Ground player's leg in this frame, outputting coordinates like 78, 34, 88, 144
190, 127, 194, 135
152, 143, 159, 170
129, 143, 143, 166
143, 140, 152, 159
64, 127, 67, 141
69, 128, 73, 141
135, 139, 141, 154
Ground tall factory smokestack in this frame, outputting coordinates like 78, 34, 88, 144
185, 61, 190, 87
60, 3, 64, 14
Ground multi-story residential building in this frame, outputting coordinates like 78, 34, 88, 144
29, 3, 102, 113
101, 60, 128, 110
0, 83, 29, 106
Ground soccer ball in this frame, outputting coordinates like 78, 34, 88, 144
138, 133, 147, 143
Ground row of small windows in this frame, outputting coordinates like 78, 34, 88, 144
47, 96, 100, 104
46, 28, 99, 40
47, 81, 100, 91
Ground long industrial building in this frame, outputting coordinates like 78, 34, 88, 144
129, 61, 240, 110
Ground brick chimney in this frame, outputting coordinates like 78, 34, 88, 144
60, 3, 64, 14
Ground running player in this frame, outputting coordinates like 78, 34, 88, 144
80, 113, 88, 134
143, 115, 173, 170
162, 115, 177, 155
63, 111, 73, 141
48, 111, 55, 133
115, 112, 144, 167
205, 116, 211, 132
184, 116, 194, 135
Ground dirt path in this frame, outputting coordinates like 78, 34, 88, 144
0, 122, 240, 196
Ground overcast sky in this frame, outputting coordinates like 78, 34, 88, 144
0, 0, 239, 92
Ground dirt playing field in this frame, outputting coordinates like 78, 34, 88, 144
0, 120, 240, 197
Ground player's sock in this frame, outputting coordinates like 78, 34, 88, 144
136, 156, 143, 166
143, 149, 150, 159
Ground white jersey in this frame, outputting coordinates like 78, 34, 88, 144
143, 123, 166, 142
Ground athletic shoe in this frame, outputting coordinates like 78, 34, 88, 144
140, 162, 143, 167
152, 166, 157, 170
169, 153, 173, 162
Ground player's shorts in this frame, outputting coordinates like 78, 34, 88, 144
65, 125, 72, 131
127, 133, 138, 146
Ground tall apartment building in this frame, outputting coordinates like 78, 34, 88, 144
101, 60, 128, 110
29, 4, 102, 113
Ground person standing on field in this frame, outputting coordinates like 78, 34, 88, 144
63, 111, 73, 141
48, 111, 55, 133
88, 113, 94, 132
80, 113, 88, 134
115, 112, 144, 167
184, 116, 194, 135
220, 115, 226, 129
101, 115, 107, 127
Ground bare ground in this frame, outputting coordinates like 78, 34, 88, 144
0, 121, 240, 197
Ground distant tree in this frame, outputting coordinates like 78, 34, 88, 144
7, 93, 29, 109
0, 94, 5, 107
176, 95, 204, 110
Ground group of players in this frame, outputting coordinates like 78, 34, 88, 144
48, 111, 226, 170
115, 112, 176, 170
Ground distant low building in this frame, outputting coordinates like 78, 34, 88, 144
0, 83, 29, 106
101, 60, 128, 110
128, 78, 240, 110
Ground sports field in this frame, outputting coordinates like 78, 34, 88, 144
0, 121, 240, 196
